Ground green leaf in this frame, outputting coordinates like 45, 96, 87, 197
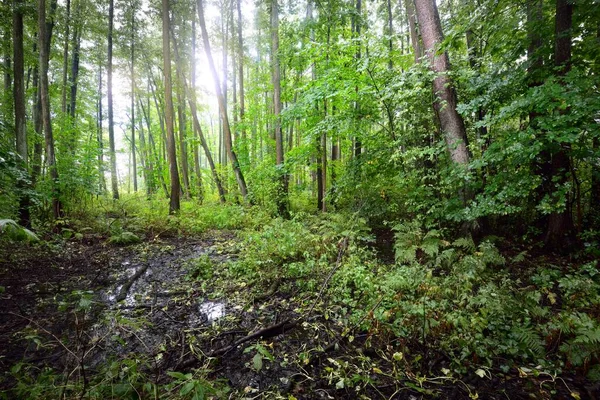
252, 353, 263, 371
181, 381, 195, 396
167, 371, 189, 381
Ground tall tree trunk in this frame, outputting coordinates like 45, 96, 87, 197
108, 0, 119, 199
197, 0, 248, 201
544, 0, 574, 248
221, 3, 228, 167
136, 101, 149, 196
271, 0, 288, 216
61, 0, 70, 114
31, 59, 43, 184
162, 0, 181, 213
97, 63, 106, 193
68, 23, 81, 119
39, 0, 61, 219
236, 0, 246, 151
386, 0, 393, 69
414, 0, 471, 203
3, 0, 12, 122
191, 9, 204, 203
14, 0, 29, 227
171, 25, 226, 203
130, 10, 137, 192
231, 0, 237, 144
404, 0, 422, 62
187, 87, 227, 203
175, 77, 190, 198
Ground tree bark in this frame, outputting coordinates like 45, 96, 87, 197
61, 0, 70, 114
130, 9, 137, 192
386, 0, 393, 69
14, 0, 30, 227
162, 0, 181, 213
68, 22, 81, 119
191, 9, 204, 203
108, 0, 119, 199
236, 0, 246, 150
414, 0, 471, 203
175, 75, 190, 198
404, 0, 422, 62
197, 0, 248, 201
3, 0, 13, 122
97, 63, 106, 193
544, 0, 574, 248
39, 0, 61, 219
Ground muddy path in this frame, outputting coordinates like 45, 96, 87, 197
1, 232, 595, 399
0, 232, 329, 398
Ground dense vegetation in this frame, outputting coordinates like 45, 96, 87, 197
1, 0, 600, 398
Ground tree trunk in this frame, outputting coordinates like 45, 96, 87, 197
236, 0, 246, 150
39, 0, 61, 219
162, 0, 181, 213
108, 0, 119, 199
97, 63, 106, 193
197, 0, 248, 201
544, 0, 574, 248
404, 0, 422, 62
130, 10, 137, 192
31, 60, 43, 184
176, 78, 190, 198
191, 9, 204, 203
61, 0, 70, 114
271, 0, 288, 216
68, 23, 81, 119
171, 25, 226, 204
386, 0, 393, 69
14, 0, 30, 227
3, 0, 12, 122
414, 0, 471, 203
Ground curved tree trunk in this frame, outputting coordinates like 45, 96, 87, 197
196, 0, 248, 201
414, 0, 471, 205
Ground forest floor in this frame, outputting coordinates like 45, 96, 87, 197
0, 225, 597, 399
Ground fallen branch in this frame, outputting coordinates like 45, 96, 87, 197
208, 318, 298, 357
115, 263, 149, 302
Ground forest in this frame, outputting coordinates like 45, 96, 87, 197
0, 0, 599, 398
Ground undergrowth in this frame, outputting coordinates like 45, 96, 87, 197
3, 198, 600, 398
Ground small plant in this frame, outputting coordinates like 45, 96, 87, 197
186, 254, 214, 281
244, 342, 275, 372
166, 370, 228, 399
0, 219, 39, 242
108, 231, 141, 245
